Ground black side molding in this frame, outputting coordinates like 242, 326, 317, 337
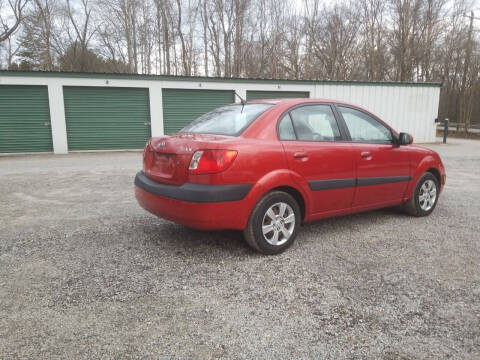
308, 175, 412, 191
357, 176, 412, 186
135, 171, 252, 203
309, 178, 356, 191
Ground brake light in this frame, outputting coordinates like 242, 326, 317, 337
189, 149, 238, 174
142, 139, 152, 172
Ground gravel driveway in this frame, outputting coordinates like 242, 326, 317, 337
1, 138, 479, 359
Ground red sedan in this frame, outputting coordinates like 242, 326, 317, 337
135, 98, 446, 254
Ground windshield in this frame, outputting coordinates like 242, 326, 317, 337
180, 103, 273, 136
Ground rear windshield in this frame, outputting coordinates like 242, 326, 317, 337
180, 103, 273, 136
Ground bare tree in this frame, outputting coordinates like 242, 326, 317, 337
232, 0, 247, 77
389, 0, 423, 81
205, 0, 221, 76
282, 4, 303, 79
63, 0, 97, 71
417, 0, 446, 81
66, 0, 96, 49
307, 1, 361, 80
360, 0, 388, 80
200, 0, 209, 75
137, 0, 154, 74
154, 0, 174, 74
0, 0, 29, 43
19, 0, 65, 70
1, 29, 23, 68
174, 0, 199, 76
458, 10, 476, 133
98, 0, 140, 73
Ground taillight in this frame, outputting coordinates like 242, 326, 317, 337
142, 139, 151, 172
189, 149, 238, 174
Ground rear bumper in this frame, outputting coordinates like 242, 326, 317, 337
134, 171, 252, 230
134, 171, 251, 202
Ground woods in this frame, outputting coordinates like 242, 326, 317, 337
0, 0, 479, 130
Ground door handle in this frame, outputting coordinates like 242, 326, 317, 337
293, 151, 308, 159
360, 151, 372, 159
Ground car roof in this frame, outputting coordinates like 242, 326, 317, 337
242, 97, 396, 134
242, 98, 359, 107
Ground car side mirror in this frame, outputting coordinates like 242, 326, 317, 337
399, 132, 413, 145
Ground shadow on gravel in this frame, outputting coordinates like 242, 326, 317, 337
136, 206, 410, 257
139, 219, 255, 257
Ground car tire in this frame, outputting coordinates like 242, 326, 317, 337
403, 172, 439, 217
243, 191, 301, 255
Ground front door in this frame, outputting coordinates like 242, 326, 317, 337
278, 104, 356, 215
336, 105, 411, 207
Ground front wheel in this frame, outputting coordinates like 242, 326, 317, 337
243, 191, 301, 255
403, 172, 439, 217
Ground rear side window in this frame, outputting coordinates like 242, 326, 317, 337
181, 103, 273, 136
289, 105, 341, 141
278, 114, 296, 140
338, 106, 392, 143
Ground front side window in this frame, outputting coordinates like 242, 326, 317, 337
181, 103, 273, 136
338, 106, 392, 143
289, 105, 341, 141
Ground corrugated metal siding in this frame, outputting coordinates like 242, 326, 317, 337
64, 86, 151, 150
162, 89, 234, 134
0, 85, 53, 153
246, 90, 309, 100
314, 84, 440, 142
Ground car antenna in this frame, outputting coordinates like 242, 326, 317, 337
234, 91, 246, 105
234, 91, 246, 113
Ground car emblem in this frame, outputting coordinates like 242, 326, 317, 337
158, 141, 166, 148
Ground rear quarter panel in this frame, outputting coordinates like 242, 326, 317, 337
186, 137, 309, 228
188, 138, 285, 185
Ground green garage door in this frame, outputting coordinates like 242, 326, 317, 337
0, 85, 53, 153
246, 90, 309, 101
162, 89, 235, 134
64, 87, 151, 150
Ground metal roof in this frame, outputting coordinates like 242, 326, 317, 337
0, 70, 443, 87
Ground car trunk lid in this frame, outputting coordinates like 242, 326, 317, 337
144, 133, 234, 185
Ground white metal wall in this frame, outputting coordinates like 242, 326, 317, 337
314, 84, 440, 143
0, 74, 440, 153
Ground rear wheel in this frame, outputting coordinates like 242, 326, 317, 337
403, 172, 439, 217
243, 191, 301, 255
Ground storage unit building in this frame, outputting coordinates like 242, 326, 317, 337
0, 71, 442, 154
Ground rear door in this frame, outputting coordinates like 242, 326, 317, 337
279, 104, 356, 215
336, 105, 411, 207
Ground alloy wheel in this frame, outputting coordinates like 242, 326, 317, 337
261, 202, 295, 246
419, 179, 437, 211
